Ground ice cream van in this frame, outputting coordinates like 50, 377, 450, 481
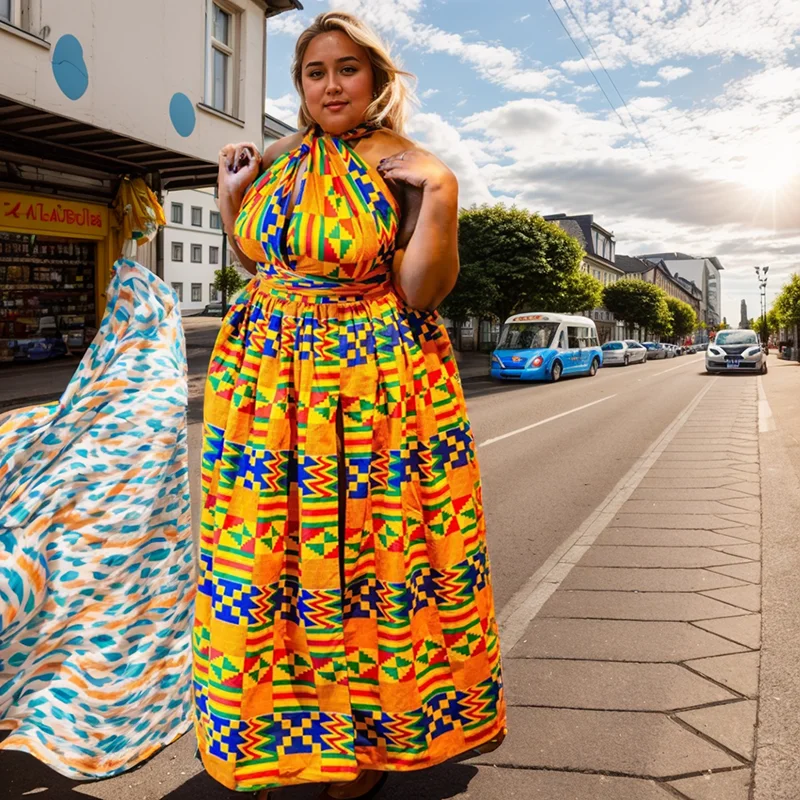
490, 313, 603, 382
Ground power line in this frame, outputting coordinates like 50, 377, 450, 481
545, 0, 651, 154
560, 0, 652, 153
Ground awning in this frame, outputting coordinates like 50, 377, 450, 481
0, 96, 219, 195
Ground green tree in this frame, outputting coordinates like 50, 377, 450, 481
774, 273, 800, 330
456, 204, 585, 324
752, 309, 780, 342
717, 319, 730, 331
665, 296, 698, 340
213, 265, 247, 304
602, 279, 670, 339
438, 260, 498, 350
558, 270, 604, 314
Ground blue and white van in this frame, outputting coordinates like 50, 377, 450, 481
490, 313, 603, 382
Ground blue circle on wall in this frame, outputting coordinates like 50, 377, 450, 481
169, 93, 196, 137
52, 34, 89, 100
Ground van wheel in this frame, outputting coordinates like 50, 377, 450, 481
624, 355, 630, 366
551, 360, 563, 382
761, 360, 768, 375
588, 357, 600, 377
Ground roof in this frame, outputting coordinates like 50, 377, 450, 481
543, 213, 616, 265
265, 0, 303, 17
264, 113, 297, 141
640, 252, 725, 271
615, 254, 653, 274
505, 312, 595, 325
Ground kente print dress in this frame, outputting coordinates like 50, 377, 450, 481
194, 123, 506, 791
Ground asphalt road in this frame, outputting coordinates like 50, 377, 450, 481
1, 334, 721, 799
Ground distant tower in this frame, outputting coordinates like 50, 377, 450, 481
739, 299, 748, 329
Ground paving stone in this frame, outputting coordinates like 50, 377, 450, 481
658, 452, 757, 463
708, 562, 761, 584
677, 700, 758, 760
719, 496, 762, 512
621, 500, 758, 515
596, 528, 747, 547
726, 482, 761, 496
473, 707, 741, 777
669, 769, 751, 800
561, 567, 748, 593
383, 765, 674, 800
646, 468, 754, 479
717, 511, 762, 527
713, 543, 760, 561
539, 591, 746, 621
611, 514, 745, 530
701, 585, 761, 612
694, 614, 761, 649
632, 488, 754, 501
503, 659, 737, 711
685, 652, 760, 697
714, 526, 760, 543
639, 477, 755, 490
510, 619, 747, 662
579, 546, 751, 569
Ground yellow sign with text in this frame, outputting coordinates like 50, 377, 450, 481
0, 191, 109, 239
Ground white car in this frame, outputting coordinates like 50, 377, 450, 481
600, 340, 648, 366
706, 330, 767, 374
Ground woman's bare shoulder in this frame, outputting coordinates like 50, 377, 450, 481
262, 131, 305, 169
359, 128, 418, 165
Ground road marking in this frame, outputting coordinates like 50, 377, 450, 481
758, 376, 776, 433
645, 356, 704, 379
497, 377, 717, 655
478, 395, 618, 448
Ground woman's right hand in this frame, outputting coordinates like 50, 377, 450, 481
218, 142, 262, 222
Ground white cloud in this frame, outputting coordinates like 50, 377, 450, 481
658, 65, 692, 82
266, 93, 300, 126
267, 11, 309, 37
328, 0, 558, 93
638, 80, 661, 88
519, 13, 531, 22
421, 88, 440, 98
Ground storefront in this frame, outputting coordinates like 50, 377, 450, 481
0, 190, 114, 363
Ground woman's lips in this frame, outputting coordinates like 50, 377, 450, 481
325, 102, 348, 112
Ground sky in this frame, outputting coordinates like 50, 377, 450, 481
265, 0, 800, 324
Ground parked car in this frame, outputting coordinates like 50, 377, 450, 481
491, 313, 603, 382
642, 342, 668, 359
663, 344, 677, 358
202, 301, 224, 317
706, 329, 767, 374
601, 340, 648, 366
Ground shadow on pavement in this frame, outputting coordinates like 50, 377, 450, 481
0, 749, 85, 800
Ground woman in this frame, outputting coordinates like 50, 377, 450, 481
194, 11, 505, 798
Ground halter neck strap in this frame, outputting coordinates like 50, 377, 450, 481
308, 121, 382, 143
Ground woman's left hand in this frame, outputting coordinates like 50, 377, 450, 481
377, 149, 457, 193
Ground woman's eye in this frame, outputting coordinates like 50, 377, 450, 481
309, 71, 324, 79
341, 67, 356, 75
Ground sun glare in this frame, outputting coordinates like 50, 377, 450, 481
738, 137, 796, 192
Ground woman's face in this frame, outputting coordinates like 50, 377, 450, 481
301, 30, 375, 135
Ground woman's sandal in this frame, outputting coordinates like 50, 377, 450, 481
317, 771, 388, 800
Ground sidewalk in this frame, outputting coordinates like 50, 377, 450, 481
476, 377, 762, 798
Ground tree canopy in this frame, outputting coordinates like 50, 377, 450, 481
774, 273, 800, 328
665, 296, 698, 340
445, 204, 589, 324
602, 279, 671, 338
213, 265, 247, 300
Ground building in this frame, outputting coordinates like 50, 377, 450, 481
0, 0, 299, 361
739, 299, 749, 329
544, 213, 626, 342
163, 112, 298, 314
617, 255, 703, 319
637, 252, 724, 336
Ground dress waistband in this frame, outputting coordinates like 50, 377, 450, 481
253, 268, 394, 305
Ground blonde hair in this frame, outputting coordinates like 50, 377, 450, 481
291, 11, 415, 134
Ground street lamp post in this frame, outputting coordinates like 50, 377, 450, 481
754, 265, 769, 345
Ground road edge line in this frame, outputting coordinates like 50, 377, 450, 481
758, 376, 775, 433
497, 377, 718, 655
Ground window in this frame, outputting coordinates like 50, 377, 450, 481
191, 244, 202, 263
172, 242, 183, 262
191, 283, 203, 302
567, 326, 582, 349
497, 322, 559, 351
0, 0, 11, 22
209, 284, 219, 302
171, 203, 183, 225
209, 211, 222, 230
191, 206, 203, 227
171, 282, 184, 302
206, 1, 239, 116
209, 246, 219, 264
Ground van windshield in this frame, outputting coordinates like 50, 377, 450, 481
498, 322, 559, 350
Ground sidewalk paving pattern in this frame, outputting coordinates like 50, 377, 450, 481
473, 379, 761, 799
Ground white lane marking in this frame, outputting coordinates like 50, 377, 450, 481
497, 377, 717, 656
478, 395, 617, 448
645, 356, 704, 379
758, 376, 776, 433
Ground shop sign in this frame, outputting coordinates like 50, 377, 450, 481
1, 192, 108, 238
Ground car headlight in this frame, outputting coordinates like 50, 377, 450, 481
531, 355, 544, 368
743, 347, 760, 357
708, 346, 724, 356
492, 354, 502, 366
